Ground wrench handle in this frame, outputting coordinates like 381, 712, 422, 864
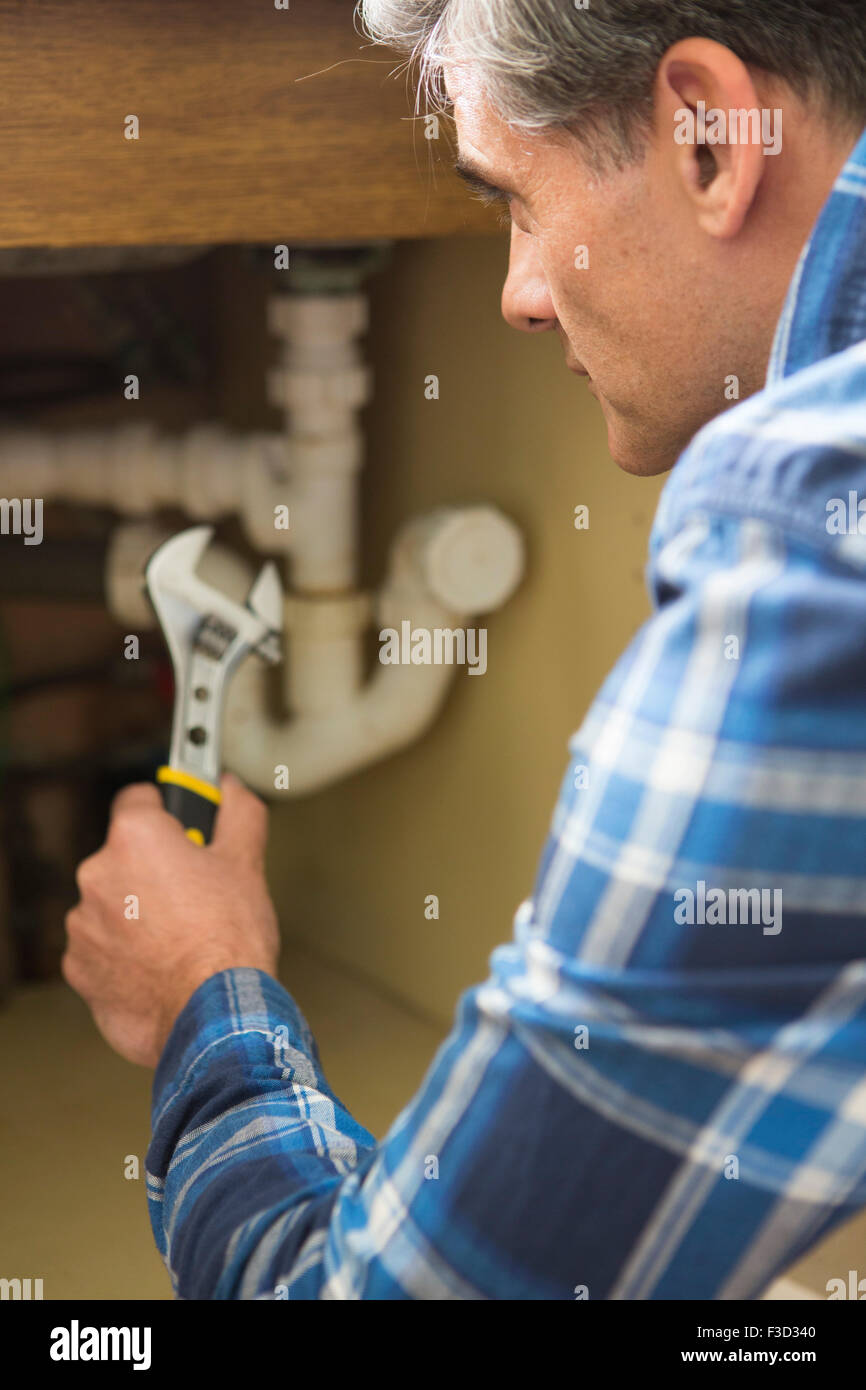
156, 766, 221, 845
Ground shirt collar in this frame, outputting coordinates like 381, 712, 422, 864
767, 127, 866, 384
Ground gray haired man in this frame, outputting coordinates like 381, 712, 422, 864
66, 3, 866, 1299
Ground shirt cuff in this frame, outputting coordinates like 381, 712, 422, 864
152, 966, 325, 1123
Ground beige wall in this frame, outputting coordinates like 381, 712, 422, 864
266, 235, 665, 1027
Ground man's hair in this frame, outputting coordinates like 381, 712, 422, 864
357, 0, 866, 165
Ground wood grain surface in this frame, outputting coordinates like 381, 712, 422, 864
0, 0, 496, 247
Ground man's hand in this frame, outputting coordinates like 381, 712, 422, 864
63, 772, 280, 1068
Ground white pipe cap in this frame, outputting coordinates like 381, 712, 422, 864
421, 506, 525, 615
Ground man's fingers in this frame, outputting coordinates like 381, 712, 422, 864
211, 772, 269, 867
107, 780, 190, 854
104, 775, 268, 866
109, 781, 164, 820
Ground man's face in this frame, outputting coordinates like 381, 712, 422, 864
449, 72, 784, 476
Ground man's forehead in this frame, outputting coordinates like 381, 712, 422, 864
443, 59, 474, 108
446, 68, 530, 178
447, 67, 495, 135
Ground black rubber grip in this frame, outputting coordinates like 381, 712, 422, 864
159, 781, 218, 844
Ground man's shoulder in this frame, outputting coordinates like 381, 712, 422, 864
654, 338, 866, 568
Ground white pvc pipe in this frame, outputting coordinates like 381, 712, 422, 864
0, 292, 371, 593
10, 269, 526, 798
222, 508, 525, 795
284, 591, 371, 716
223, 591, 464, 795
105, 510, 524, 799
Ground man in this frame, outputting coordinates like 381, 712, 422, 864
64, 1, 866, 1298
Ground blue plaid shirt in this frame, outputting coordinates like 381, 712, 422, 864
147, 132, 866, 1300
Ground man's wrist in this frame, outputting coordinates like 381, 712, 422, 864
156, 956, 279, 1058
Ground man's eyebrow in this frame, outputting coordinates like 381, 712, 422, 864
453, 157, 513, 202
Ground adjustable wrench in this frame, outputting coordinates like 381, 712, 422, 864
144, 525, 282, 843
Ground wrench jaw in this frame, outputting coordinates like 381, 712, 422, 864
245, 562, 283, 669
144, 526, 284, 834
247, 561, 283, 650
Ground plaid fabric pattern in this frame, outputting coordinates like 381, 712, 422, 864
147, 132, 866, 1300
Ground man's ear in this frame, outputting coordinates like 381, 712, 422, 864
654, 37, 772, 239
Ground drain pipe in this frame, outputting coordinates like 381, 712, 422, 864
222, 504, 524, 794
106, 505, 524, 796
3, 242, 526, 795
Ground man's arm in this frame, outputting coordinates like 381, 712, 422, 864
134, 507, 866, 1298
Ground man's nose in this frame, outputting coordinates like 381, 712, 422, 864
501, 225, 557, 334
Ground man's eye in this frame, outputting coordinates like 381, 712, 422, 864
465, 183, 521, 231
